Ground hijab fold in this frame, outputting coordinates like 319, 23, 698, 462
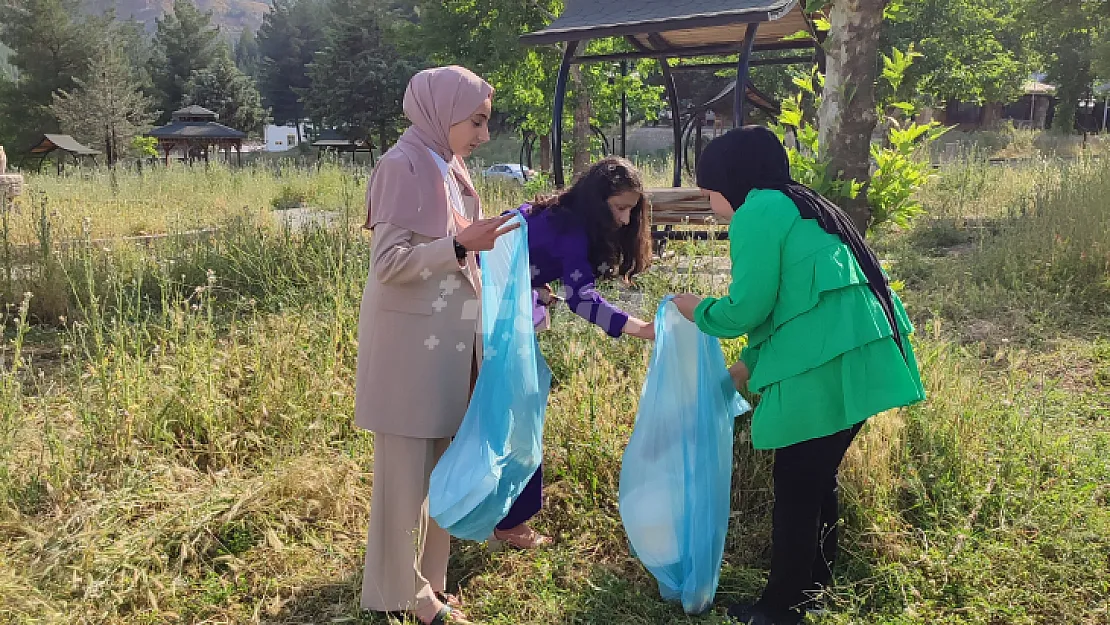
365, 65, 493, 237
696, 126, 906, 359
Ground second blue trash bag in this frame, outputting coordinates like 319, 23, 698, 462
619, 296, 751, 615
428, 211, 552, 542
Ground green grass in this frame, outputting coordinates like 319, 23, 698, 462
0, 155, 1108, 624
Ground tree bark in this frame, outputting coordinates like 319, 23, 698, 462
944, 99, 960, 126
817, 0, 885, 236
570, 66, 591, 179
979, 102, 1004, 128
539, 134, 552, 173
1033, 96, 1050, 130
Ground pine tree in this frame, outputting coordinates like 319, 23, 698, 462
258, 0, 326, 127
149, 0, 221, 122
0, 0, 99, 144
234, 29, 261, 80
185, 45, 269, 135
301, 0, 423, 150
50, 41, 159, 165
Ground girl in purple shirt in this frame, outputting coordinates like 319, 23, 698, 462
490, 156, 656, 550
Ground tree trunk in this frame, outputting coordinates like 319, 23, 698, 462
1054, 83, 1084, 134
539, 134, 552, 173
570, 66, 591, 179
943, 99, 960, 127
817, 0, 885, 236
979, 102, 1004, 128
1033, 96, 1050, 130
378, 121, 388, 162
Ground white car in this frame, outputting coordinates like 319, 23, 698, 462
483, 163, 534, 184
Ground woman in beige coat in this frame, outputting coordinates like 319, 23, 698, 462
356, 66, 517, 625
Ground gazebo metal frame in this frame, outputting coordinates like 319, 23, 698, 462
520, 0, 824, 188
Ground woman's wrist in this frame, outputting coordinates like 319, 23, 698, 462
452, 237, 468, 260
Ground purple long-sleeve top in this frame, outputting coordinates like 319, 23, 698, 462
515, 204, 629, 338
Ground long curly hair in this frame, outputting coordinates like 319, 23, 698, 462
529, 156, 652, 281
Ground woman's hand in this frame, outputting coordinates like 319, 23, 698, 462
728, 360, 750, 393
622, 316, 655, 340
672, 293, 702, 322
455, 213, 519, 252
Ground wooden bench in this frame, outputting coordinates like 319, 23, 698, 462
644, 187, 728, 254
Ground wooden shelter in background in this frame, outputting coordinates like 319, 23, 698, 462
520, 0, 823, 246
148, 106, 246, 165
943, 80, 1059, 131
311, 129, 376, 165
22, 134, 100, 172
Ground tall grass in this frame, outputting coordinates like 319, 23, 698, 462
0, 157, 1107, 624
929, 128, 1108, 161
892, 157, 1110, 339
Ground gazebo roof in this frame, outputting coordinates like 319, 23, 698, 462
149, 121, 246, 140
1023, 80, 1055, 96
521, 0, 817, 54
171, 105, 219, 121
312, 129, 353, 145
29, 134, 100, 156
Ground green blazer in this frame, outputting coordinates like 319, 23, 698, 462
694, 189, 926, 450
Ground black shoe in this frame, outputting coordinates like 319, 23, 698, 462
726, 603, 803, 625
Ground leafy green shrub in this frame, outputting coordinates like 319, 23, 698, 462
270, 183, 317, 210
772, 46, 949, 233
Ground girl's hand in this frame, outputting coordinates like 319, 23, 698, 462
672, 293, 702, 322
728, 360, 750, 393
622, 316, 655, 340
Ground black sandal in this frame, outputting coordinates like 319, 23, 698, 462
362, 604, 471, 624
726, 603, 802, 625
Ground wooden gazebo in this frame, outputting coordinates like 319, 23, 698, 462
22, 134, 100, 172
521, 0, 822, 189
149, 106, 246, 165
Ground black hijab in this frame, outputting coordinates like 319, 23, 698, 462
696, 126, 905, 358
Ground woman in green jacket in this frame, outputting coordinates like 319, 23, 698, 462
673, 126, 925, 625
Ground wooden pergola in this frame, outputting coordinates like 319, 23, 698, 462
521, 0, 821, 188
149, 106, 246, 165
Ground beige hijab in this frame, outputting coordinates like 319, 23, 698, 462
364, 66, 493, 237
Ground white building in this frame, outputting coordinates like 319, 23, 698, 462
264, 123, 310, 152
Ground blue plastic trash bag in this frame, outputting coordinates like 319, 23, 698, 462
428, 211, 552, 541
619, 296, 751, 614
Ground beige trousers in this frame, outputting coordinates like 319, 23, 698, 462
361, 434, 453, 613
